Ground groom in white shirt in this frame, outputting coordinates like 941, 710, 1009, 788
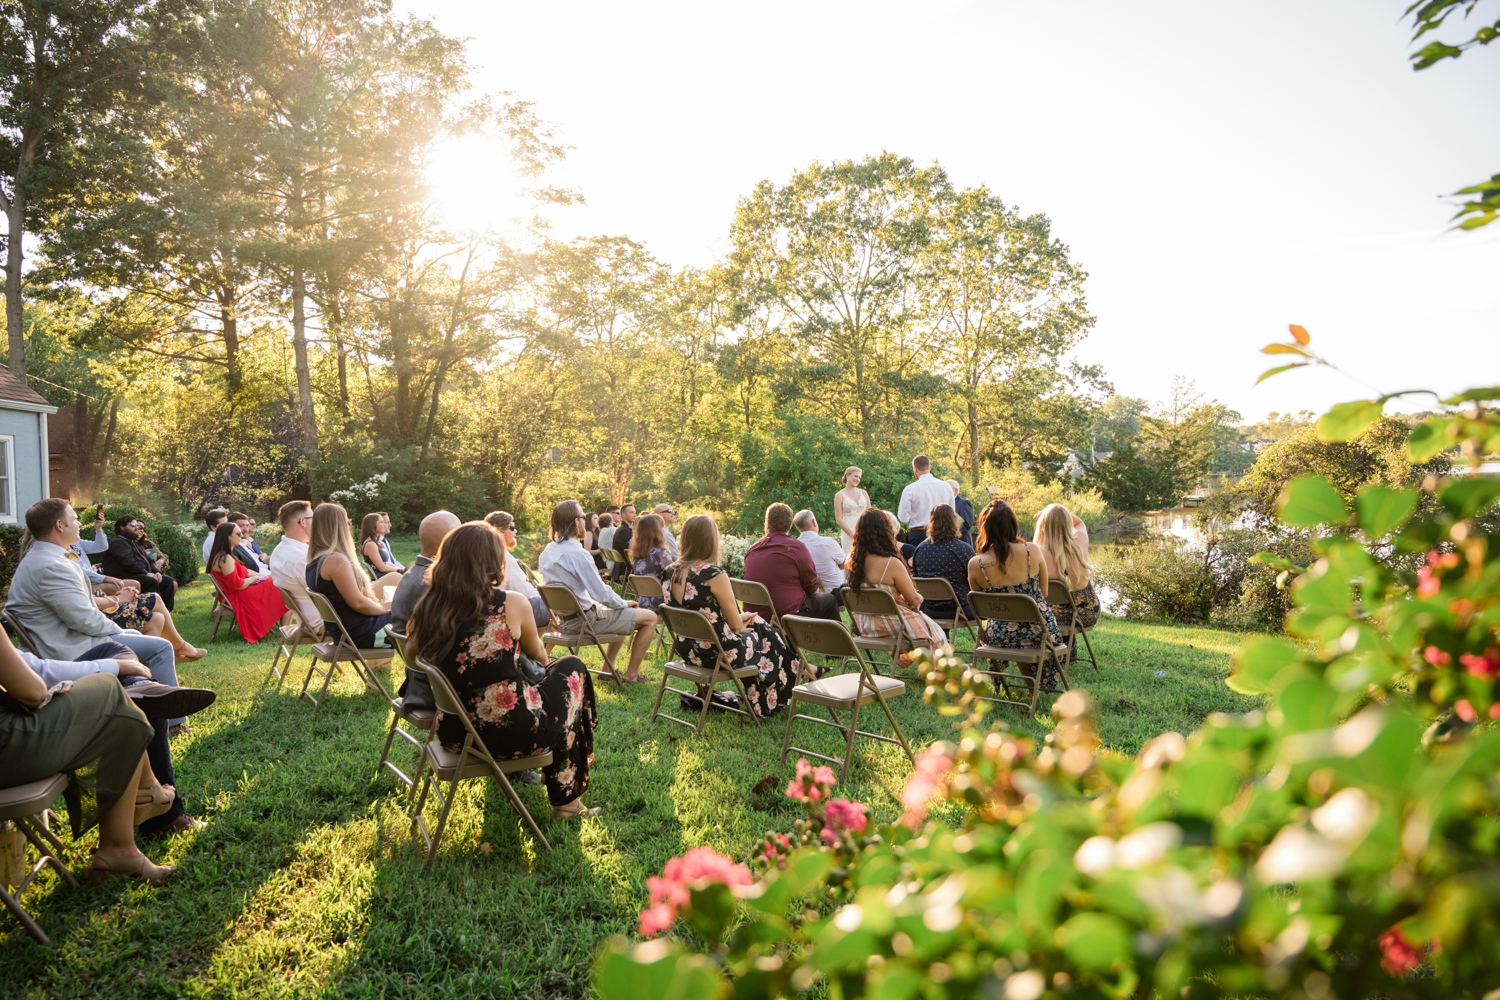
896, 454, 951, 547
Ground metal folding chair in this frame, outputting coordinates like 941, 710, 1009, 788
267, 587, 323, 685
649, 606, 761, 735
298, 592, 396, 714
730, 578, 787, 638
3, 608, 39, 654
780, 615, 913, 782
967, 591, 1071, 716
627, 574, 671, 655
536, 584, 630, 689
411, 657, 554, 863
208, 574, 236, 642
612, 550, 636, 599
374, 626, 435, 799
839, 585, 936, 676
913, 577, 977, 647
0, 774, 76, 945
1046, 579, 1099, 671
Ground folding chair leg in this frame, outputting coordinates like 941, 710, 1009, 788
376, 711, 402, 781
425, 775, 461, 868
730, 673, 759, 727
779, 698, 798, 764
693, 681, 713, 735
1, 884, 48, 945
407, 748, 429, 805
649, 670, 672, 724
209, 613, 222, 643
1080, 628, 1099, 669
840, 700, 863, 783
15, 819, 73, 886
872, 690, 915, 766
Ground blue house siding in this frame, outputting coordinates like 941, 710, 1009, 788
0, 407, 47, 523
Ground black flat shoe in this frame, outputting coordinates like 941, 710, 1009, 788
124, 682, 217, 720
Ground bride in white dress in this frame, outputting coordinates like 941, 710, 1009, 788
834, 466, 871, 553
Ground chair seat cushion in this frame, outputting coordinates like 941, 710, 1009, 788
793, 671, 905, 706
973, 644, 1066, 661
313, 642, 395, 661
662, 659, 760, 682
0, 773, 69, 823
425, 743, 553, 780
394, 698, 435, 726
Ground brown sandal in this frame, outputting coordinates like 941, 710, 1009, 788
553, 801, 603, 821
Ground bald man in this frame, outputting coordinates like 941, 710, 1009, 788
389, 510, 460, 633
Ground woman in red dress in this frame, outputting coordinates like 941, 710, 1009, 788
207, 521, 291, 643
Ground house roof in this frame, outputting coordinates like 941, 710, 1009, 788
0, 367, 55, 409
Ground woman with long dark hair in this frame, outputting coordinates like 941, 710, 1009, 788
407, 522, 599, 820
629, 513, 672, 611
911, 503, 975, 622
208, 520, 291, 642
845, 508, 945, 649
967, 499, 1064, 667
361, 512, 405, 576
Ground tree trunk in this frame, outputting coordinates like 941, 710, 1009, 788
290, 268, 320, 474
4, 189, 26, 379
220, 294, 241, 393
968, 399, 981, 487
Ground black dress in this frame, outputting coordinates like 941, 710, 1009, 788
912, 537, 976, 619
666, 564, 800, 718
433, 591, 597, 807
307, 555, 391, 648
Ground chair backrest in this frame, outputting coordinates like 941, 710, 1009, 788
730, 578, 775, 614
307, 591, 355, 647
1045, 579, 1074, 607
630, 574, 665, 599
660, 606, 723, 650
781, 614, 861, 661
385, 625, 408, 662
913, 576, 960, 605
968, 590, 1047, 627
537, 583, 582, 617
416, 656, 466, 717
841, 584, 902, 617
209, 573, 231, 602
520, 561, 543, 586
2, 608, 38, 654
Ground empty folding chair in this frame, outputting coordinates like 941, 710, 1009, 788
410, 657, 554, 863
649, 606, 761, 735
967, 591, 1071, 716
536, 584, 629, 689
913, 577, 977, 648
208, 575, 236, 642
0, 773, 76, 945
779, 615, 913, 783
1045, 579, 1099, 671
374, 626, 435, 799
298, 592, 396, 714
267, 588, 323, 686
839, 585, 936, 676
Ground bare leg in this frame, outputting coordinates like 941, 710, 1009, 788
91, 753, 174, 881
624, 609, 658, 680
604, 641, 623, 675
145, 595, 202, 659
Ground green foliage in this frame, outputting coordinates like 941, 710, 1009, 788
0, 524, 28, 596
1083, 379, 1238, 512
986, 467, 1110, 538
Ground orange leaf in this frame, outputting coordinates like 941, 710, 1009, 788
1289, 324, 1310, 345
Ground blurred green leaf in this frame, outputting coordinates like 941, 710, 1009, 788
1441, 479, 1500, 520
1357, 485, 1418, 537
1249, 551, 1303, 572
1278, 475, 1349, 527
1317, 400, 1385, 442
594, 939, 726, 1000
1176, 756, 1242, 817
1256, 362, 1306, 385
1059, 912, 1132, 971
1441, 386, 1500, 404
1229, 637, 1302, 695
1407, 416, 1453, 461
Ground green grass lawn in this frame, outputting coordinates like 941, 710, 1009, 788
2, 538, 1260, 998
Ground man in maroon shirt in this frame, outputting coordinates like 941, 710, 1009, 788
742, 503, 842, 622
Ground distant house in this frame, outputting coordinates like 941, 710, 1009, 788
0, 369, 58, 524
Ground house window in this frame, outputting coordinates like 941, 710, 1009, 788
0, 436, 13, 523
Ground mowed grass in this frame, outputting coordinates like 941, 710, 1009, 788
3, 537, 1260, 998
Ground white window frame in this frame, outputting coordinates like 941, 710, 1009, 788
0, 435, 14, 524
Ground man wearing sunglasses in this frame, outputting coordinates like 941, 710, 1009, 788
101, 515, 178, 611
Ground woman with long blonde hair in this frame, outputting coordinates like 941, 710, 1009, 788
307, 503, 392, 648
665, 514, 801, 718
1034, 503, 1100, 630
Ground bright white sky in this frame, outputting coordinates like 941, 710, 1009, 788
401, 0, 1500, 422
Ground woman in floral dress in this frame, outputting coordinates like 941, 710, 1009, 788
407, 522, 599, 820
967, 499, 1066, 689
665, 514, 800, 718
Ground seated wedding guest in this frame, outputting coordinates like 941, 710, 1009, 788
538, 500, 657, 684
360, 512, 406, 577
847, 508, 946, 652
0, 640, 179, 882
269, 500, 320, 626
911, 504, 975, 623
484, 511, 552, 629
610, 504, 637, 583
1034, 503, 1100, 632
665, 514, 801, 717
243, 516, 268, 566
10, 498, 211, 831
947, 479, 975, 547
391, 510, 461, 632
652, 503, 679, 558
793, 509, 846, 594
968, 499, 1065, 685
71, 506, 118, 587
628, 513, 673, 611
101, 515, 177, 611
743, 503, 840, 622
202, 509, 228, 564
307, 503, 392, 648
406, 522, 600, 820
223, 512, 269, 572
583, 512, 605, 571
597, 513, 617, 570
97, 585, 205, 664
208, 522, 291, 643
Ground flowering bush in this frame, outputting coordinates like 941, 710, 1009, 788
593, 368, 1500, 1000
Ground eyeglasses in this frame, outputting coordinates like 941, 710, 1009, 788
501, 525, 517, 533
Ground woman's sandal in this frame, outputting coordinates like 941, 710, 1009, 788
87, 850, 176, 887
134, 784, 176, 826
553, 801, 603, 821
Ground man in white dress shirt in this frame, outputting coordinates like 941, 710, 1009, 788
896, 455, 952, 547
652, 503, 679, 559
269, 500, 320, 626
793, 510, 846, 593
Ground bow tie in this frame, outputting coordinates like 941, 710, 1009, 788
64, 550, 81, 561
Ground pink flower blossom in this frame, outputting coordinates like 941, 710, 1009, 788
638, 902, 676, 937
1456, 700, 1477, 723
1416, 567, 1440, 599
1460, 648, 1500, 678
757, 832, 792, 864
638, 847, 754, 937
1424, 646, 1452, 666
900, 747, 954, 830
1379, 927, 1426, 977
823, 798, 870, 835
785, 758, 837, 802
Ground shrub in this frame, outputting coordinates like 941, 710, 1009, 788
719, 534, 751, 577
0, 524, 28, 596
1093, 537, 1214, 620
985, 467, 1111, 537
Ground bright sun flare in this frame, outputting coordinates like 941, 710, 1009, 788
425, 135, 532, 234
